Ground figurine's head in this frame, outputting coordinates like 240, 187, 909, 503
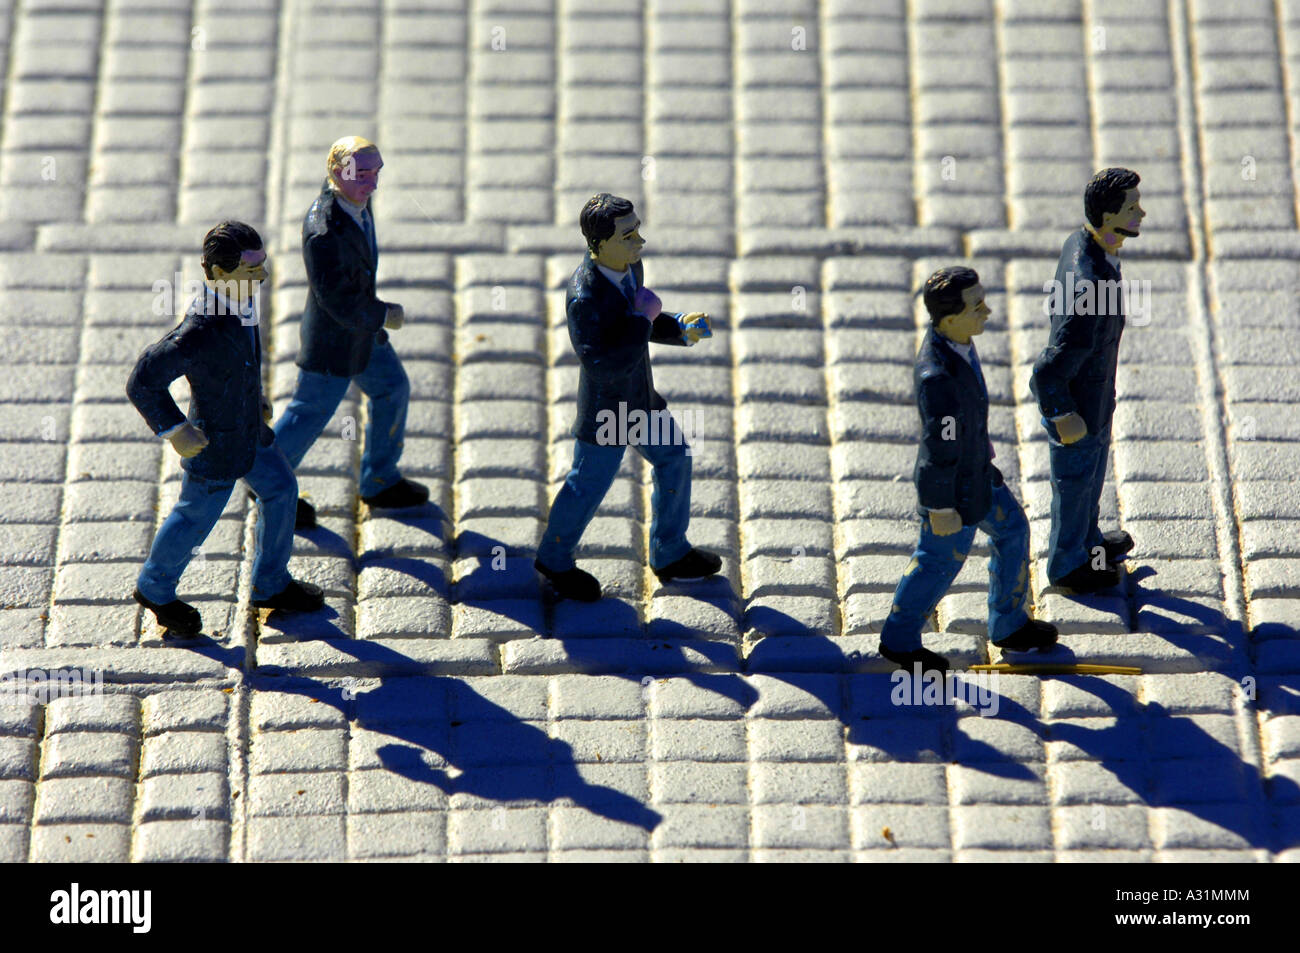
923, 266, 989, 346
581, 193, 644, 271
1084, 167, 1143, 251
327, 136, 383, 206
202, 220, 267, 308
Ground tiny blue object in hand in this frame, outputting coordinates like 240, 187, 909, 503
676, 313, 712, 341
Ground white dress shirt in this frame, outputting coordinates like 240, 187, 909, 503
596, 262, 633, 297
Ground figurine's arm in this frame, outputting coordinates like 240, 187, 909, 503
569, 295, 653, 383
650, 313, 690, 346
629, 276, 704, 346
1030, 292, 1098, 421
304, 233, 388, 333
635, 285, 691, 347
126, 327, 196, 437
914, 373, 963, 514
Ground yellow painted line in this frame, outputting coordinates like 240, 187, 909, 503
968, 663, 1142, 676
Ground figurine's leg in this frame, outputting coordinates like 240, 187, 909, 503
633, 413, 692, 570
1083, 427, 1112, 558
272, 368, 352, 471
352, 339, 410, 498
978, 483, 1032, 642
243, 442, 299, 601
1045, 431, 1102, 581
536, 439, 626, 571
137, 471, 235, 604
878, 518, 976, 653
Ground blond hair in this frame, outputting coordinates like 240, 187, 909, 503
326, 135, 379, 183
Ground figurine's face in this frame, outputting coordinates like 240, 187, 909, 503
1098, 188, 1144, 247
332, 148, 383, 206
210, 248, 269, 305
938, 283, 990, 342
593, 212, 645, 271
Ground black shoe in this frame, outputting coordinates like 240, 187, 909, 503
654, 548, 722, 584
362, 479, 429, 510
879, 643, 950, 675
252, 579, 325, 613
247, 491, 317, 530
993, 618, 1059, 654
134, 588, 202, 636
534, 560, 601, 602
1051, 563, 1121, 594
1102, 530, 1134, 563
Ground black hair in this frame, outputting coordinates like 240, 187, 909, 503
1084, 168, 1140, 228
922, 266, 980, 324
201, 220, 263, 279
580, 193, 635, 254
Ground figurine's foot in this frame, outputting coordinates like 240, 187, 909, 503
1051, 563, 1121, 594
879, 643, 950, 675
252, 579, 325, 613
362, 479, 429, 510
993, 619, 1059, 654
534, 560, 601, 602
1102, 530, 1134, 563
654, 548, 722, 584
134, 588, 202, 636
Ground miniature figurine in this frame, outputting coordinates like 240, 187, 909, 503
879, 266, 1059, 674
1031, 168, 1144, 594
127, 221, 325, 636
534, 192, 720, 601
271, 135, 426, 528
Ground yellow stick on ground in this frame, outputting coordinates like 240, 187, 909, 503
968, 663, 1142, 676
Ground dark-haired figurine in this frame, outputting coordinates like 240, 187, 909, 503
127, 221, 324, 636
272, 135, 426, 529
1031, 168, 1145, 594
878, 267, 1058, 674
534, 192, 720, 601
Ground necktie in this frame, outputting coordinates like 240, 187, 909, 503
620, 271, 636, 304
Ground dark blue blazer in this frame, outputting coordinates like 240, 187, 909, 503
298, 180, 390, 378
1030, 227, 1126, 436
127, 292, 273, 482
566, 253, 688, 445
912, 328, 1003, 525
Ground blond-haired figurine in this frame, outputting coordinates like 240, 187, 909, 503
270, 136, 427, 528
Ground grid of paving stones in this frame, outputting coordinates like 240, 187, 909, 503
0, 0, 1297, 860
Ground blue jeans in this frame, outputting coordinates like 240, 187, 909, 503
138, 441, 297, 604
879, 483, 1031, 653
1045, 423, 1110, 581
273, 340, 410, 498
537, 416, 693, 572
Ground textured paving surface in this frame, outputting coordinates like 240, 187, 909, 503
0, 0, 1297, 860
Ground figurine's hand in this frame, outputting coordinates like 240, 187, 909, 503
633, 286, 662, 320
261, 396, 273, 423
928, 508, 963, 537
169, 423, 209, 458
384, 303, 404, 330
1054, 412, 1087, 445
681, 312, 710, 344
